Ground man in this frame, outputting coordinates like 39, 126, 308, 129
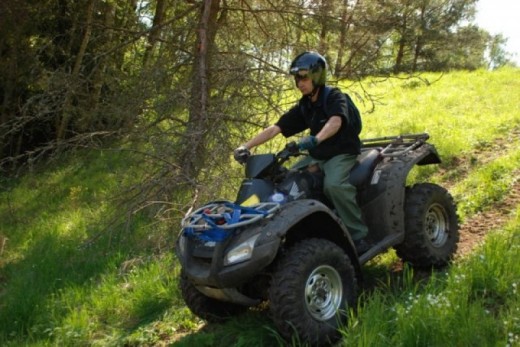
233, 51, 370, 253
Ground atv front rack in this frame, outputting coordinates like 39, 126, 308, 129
181, 201, 280, 242
362, 133, 430, 158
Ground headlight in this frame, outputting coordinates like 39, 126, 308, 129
224, 234, 260, 266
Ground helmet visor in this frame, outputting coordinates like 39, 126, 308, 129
289, 51, 327, 87
291, 69, 310, 83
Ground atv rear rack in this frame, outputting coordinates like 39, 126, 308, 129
361, 133, 430, 158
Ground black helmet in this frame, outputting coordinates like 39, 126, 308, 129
289, 51, 327, 87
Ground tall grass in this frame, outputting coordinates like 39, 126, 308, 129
0, 149, 181, 346
354, 68, 520, 161
1, 68, 519, 346
339, 206, 520, 347
452, 146, 520, 219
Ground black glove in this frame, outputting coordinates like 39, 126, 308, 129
233, 145, 251, 164
286, 141, 299, 153
297, 135, 318, 150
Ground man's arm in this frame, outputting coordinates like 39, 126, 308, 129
296, 115, 342, 150
315, 116, 342, 144
234, 125, 282, 164
242, 125, 282, 150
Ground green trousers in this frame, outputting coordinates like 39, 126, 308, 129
294, 154, 368, 241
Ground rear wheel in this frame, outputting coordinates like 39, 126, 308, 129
269, 238, 357, 346
179, 271, 246, 323
396, 183, 459, 267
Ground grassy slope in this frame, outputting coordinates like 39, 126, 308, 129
0, 68, 519, 346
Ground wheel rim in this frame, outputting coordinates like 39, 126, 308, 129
425, 203, 449, 247
304, 265, 343, 321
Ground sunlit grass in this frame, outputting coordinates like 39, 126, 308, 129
355, 68, 520, 162
38, 255, 180, 346
451, 146, 520, 220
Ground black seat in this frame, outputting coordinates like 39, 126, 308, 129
349, 148, 381, 187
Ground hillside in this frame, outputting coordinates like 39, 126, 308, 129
0, 68, 519, 346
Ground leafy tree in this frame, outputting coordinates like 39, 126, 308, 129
487, 33, 514, 69
375, 0, 480, 73
0, 0, 143, 165
427, 25, 489, 71
0, 0, 514, 218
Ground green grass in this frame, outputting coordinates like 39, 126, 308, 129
0, 149, 179, 346
452, 146, 520, 220
340, 208, 520, 347
1, 67, 520, 346
354, 68, 520, 160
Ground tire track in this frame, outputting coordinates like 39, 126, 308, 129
430, 126, 520, 258
435, 126, 520, 191
455, 172, 520, 258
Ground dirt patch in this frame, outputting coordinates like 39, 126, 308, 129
428, 126, 520, 258
434, 126, 520, 192
455, 174, 520, 258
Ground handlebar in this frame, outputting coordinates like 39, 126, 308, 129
276, 141, 301, 161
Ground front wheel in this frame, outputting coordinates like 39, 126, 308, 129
179, 271, 246, 323
396, 183, 459, 268
269, 238, 357, 346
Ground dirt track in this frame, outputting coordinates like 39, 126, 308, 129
455, 175, 520, 258
440, 127, 520, 258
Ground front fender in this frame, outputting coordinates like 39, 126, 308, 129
178, 199, 362, 290
262, 199, 361, 277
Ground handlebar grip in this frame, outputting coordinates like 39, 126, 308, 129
286, 141, 299, 153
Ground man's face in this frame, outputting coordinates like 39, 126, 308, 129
294, 70, 313, 96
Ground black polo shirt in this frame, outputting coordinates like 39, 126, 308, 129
276, 86, 361, 160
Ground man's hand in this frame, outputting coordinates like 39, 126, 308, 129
233, 145, 251, 164
297, 135, 318, 150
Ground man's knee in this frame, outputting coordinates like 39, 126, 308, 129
323, 182, 339, 196
323, 182, 356, 197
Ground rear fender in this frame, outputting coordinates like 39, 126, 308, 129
266, 199, 362, 278
362, 143, 441, 242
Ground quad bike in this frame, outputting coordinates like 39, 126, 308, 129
175, 133, 459, 346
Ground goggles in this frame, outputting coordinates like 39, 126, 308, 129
292, 69, 310, 83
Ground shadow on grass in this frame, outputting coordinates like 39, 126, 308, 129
173, 310, 283, 347
172, 256, 445, 347
0, 225, 171, 344
0, 231, 116, 336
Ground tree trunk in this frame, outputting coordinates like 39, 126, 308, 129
334, 0, 350, 77
143, 0, 167, 67
81, 1, 115, 132
56, 0, 96, 139
412, 36, 423, 72
179, 0, 220, 179
394, 35, 406, 74
394, 15, 407, 74
318, 0, 331, 54
412, 5, 426, 73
